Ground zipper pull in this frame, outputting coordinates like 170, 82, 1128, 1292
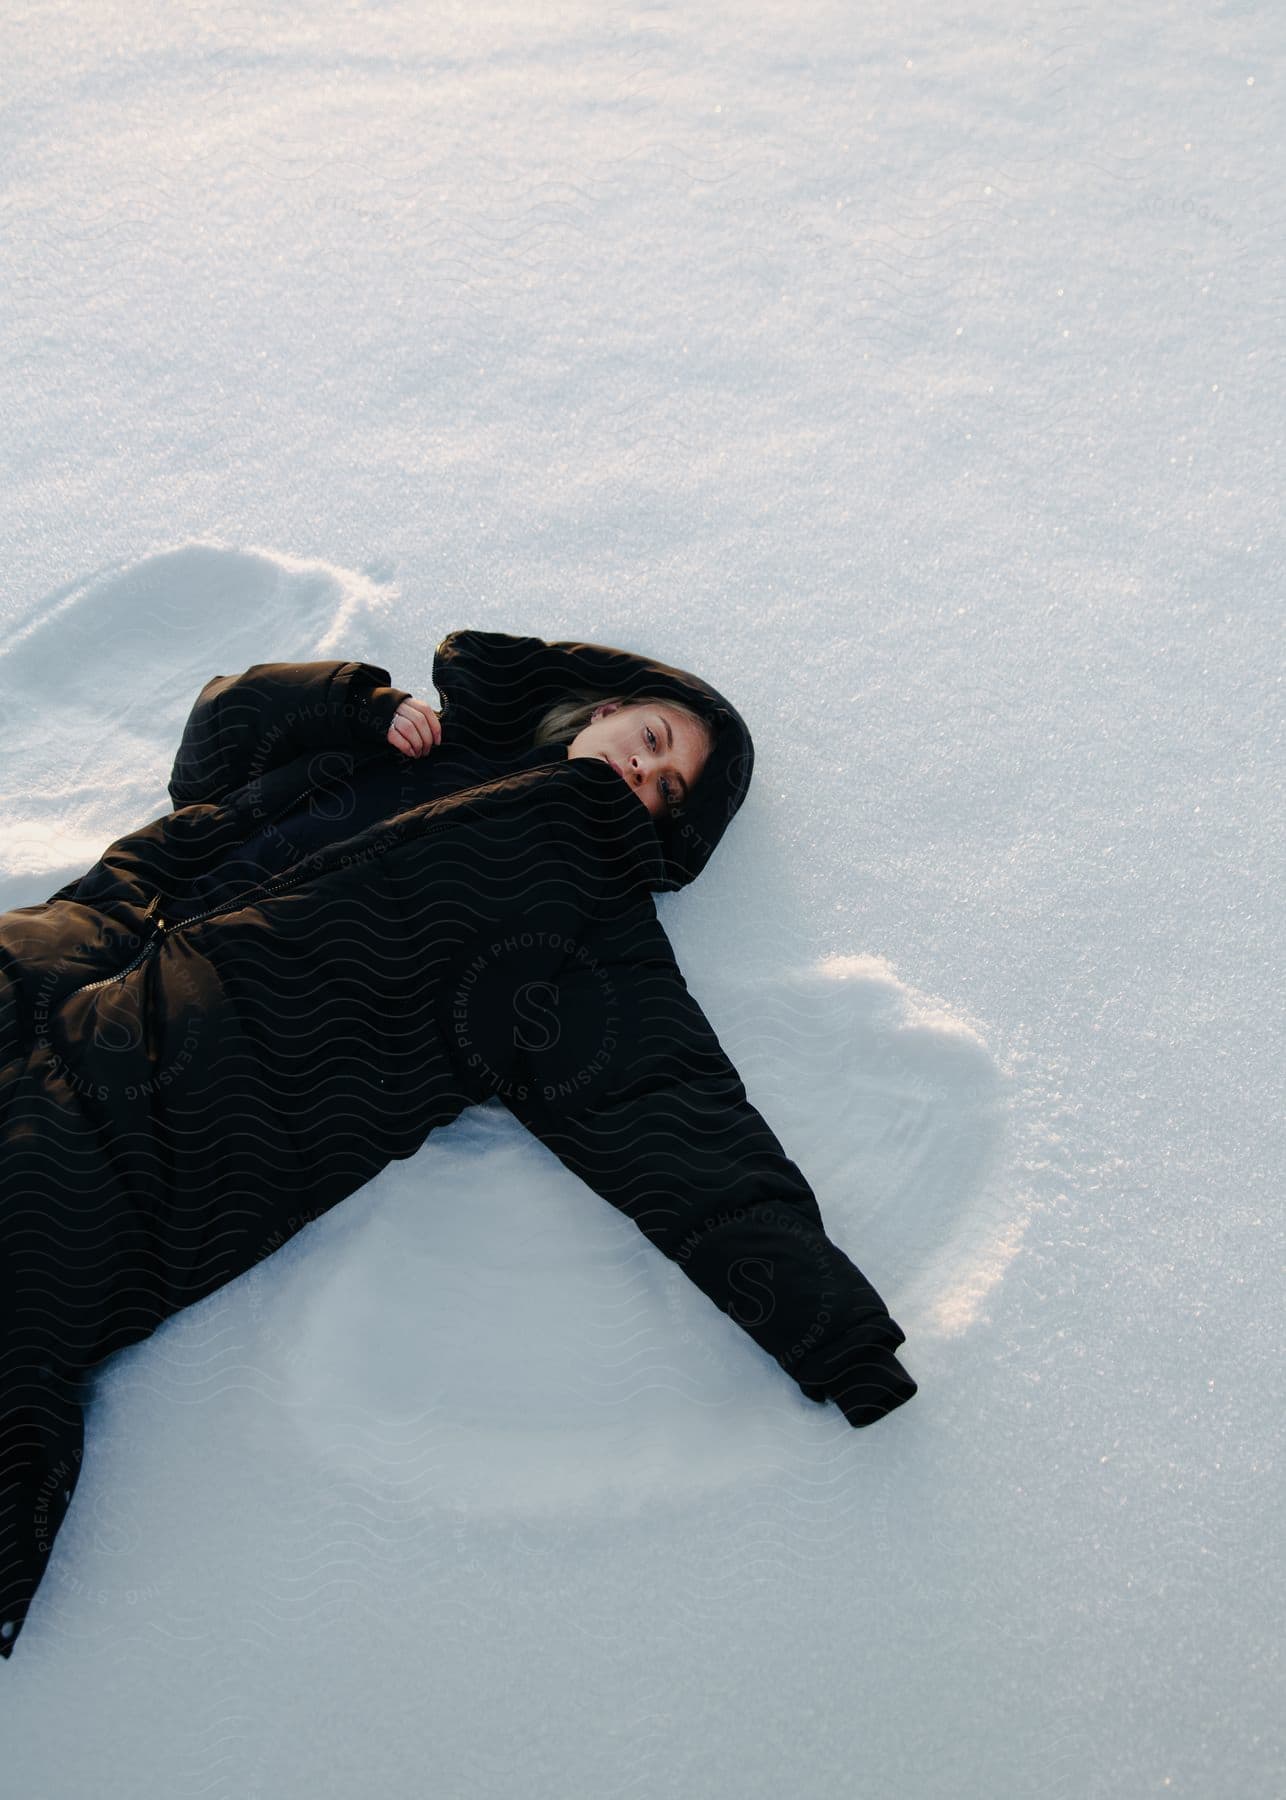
142, 894, 167, 930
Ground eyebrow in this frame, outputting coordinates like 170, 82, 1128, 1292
656, 712, 688, 802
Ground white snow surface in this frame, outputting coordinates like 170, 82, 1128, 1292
0, 2, 1281, 1794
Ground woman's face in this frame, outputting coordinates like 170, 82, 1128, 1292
568, 700, 712, 819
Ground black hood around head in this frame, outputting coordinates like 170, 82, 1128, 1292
431, 629, 755, 893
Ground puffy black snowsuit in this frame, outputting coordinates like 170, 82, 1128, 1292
0, 627, 916, 1658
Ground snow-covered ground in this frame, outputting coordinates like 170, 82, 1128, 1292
1, 1, 1281, 1793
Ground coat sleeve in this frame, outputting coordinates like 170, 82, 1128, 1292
166, 659, 412, 811
498, 914, 918, 1428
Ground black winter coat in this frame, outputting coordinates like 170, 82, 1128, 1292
0, 628, 915, 1658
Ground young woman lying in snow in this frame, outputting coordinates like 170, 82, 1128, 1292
0, 627, 917, 1658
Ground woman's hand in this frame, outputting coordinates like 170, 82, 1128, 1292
387, 696, 443, 759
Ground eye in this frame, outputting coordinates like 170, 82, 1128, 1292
647, 724, 682, 812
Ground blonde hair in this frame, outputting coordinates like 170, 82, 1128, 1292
533, 691, 715, 793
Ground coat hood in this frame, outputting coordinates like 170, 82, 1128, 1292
431, 629, 755, 893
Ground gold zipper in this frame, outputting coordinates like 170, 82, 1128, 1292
68, 814, 455, 1001
75, 778, 324, 996
68, 745, 431, 1002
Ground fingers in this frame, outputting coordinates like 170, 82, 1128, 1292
387, 697, 443, 758
390, 712, 433, 755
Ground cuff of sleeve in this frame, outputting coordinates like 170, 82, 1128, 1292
361, 683, 412, 740
334, 665, 412, 747
788, 1315, 918, 1426
826, 1344, 918, 1428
